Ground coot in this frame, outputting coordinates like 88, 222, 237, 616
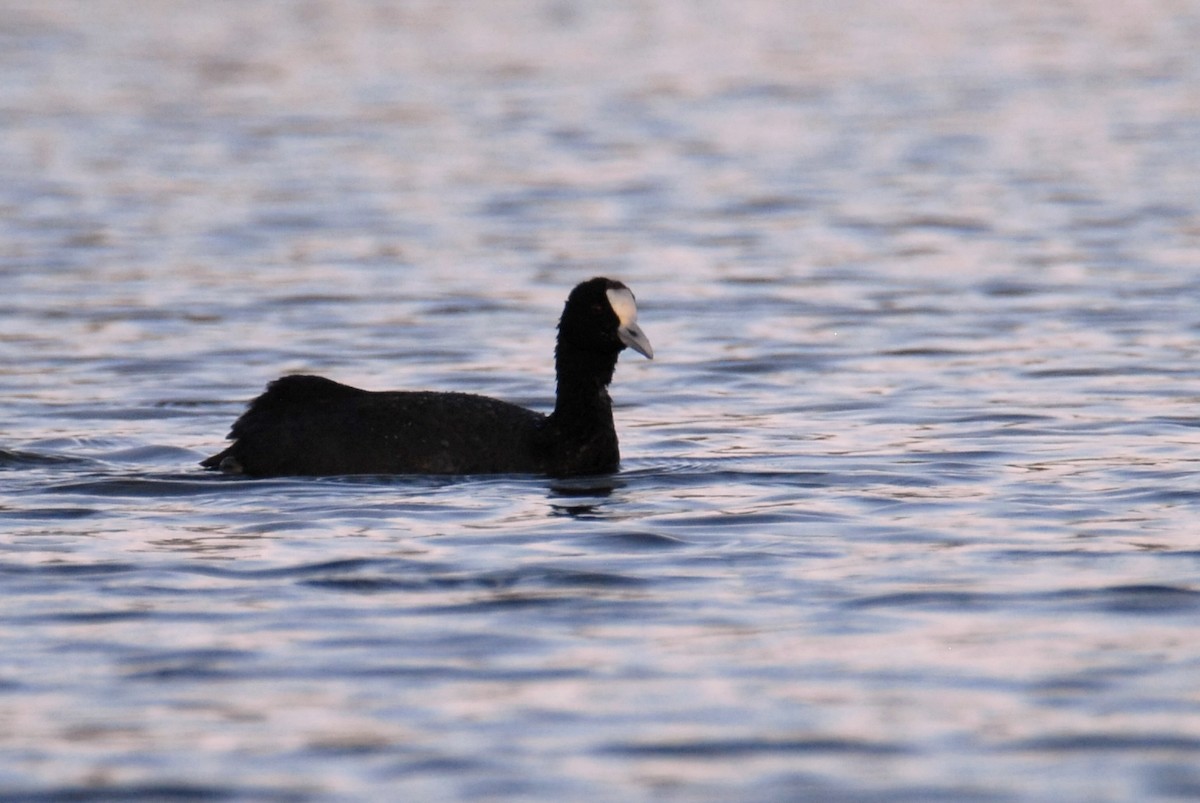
201, 277, 652, 477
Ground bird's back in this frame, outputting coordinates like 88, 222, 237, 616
203, 375, 548, 476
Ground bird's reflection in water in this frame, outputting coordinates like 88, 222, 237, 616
547, 475, 622, 518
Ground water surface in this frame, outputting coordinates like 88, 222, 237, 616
3, 1, 1200, 800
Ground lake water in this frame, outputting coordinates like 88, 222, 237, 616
4, 1, 1200, 800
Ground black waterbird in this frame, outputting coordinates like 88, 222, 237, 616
201, 277, 653, 477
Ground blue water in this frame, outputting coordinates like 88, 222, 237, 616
4, 2, 1200, 800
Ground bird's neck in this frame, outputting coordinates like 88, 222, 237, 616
552, 342, 618, 423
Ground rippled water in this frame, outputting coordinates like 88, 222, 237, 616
4, 1, 1200, 800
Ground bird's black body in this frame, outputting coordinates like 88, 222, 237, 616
201, 277, 652, 477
